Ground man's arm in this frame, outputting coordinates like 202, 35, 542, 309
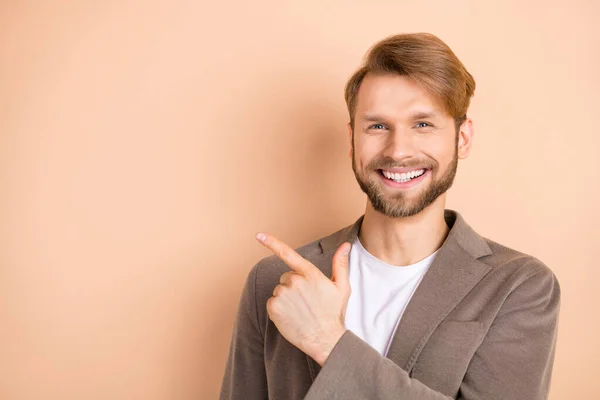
219, 264, 268, 400
304, 266, 561, 400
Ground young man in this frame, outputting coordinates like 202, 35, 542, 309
219, 33, 560, 399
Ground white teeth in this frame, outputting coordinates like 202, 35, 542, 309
382, 169, 425, 182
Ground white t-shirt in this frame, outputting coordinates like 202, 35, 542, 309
344, 236, 439, 356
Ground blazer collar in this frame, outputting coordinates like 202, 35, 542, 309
307, 209, 493, 379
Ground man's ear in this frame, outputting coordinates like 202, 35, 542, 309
347, 122, 353, 158
457, 118, 474, 159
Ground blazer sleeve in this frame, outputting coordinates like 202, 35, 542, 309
219, 264, 268, 400
304, 266, 561, 400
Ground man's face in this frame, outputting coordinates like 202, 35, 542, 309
349, 72, 473, 218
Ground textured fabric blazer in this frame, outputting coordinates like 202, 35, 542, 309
219, 209, 561, 399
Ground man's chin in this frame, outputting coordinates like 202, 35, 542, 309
378, 185, 425, 200
368, 194, 423, 215
376, 205, 425, 219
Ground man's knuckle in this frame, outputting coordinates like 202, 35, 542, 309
279, 272, 288, 284
289, 273, 301, 285
305, 270, 318, 281
273, 285, 281, 296
279, 247, 290, 260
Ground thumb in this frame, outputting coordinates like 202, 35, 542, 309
331, 242, 351, 293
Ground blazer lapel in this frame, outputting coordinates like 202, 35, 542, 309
385, 231, 492, 373
305, 209, 493, 380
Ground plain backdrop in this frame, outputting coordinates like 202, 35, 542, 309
1, 1, 599, 399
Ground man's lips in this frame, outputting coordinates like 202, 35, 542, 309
376, 168, 431, 188
378, 167, 430, 174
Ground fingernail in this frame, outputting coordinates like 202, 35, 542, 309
256, 233, 266, 242
343, 244, 351, 255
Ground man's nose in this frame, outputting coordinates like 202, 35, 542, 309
382, 128, 417, 160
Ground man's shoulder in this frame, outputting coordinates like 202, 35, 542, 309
479, 236, 557, 286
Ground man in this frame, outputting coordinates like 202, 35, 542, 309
219, 33, 560, 399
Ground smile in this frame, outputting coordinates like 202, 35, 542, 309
376, 168, 430, 189
380, 168, 426, 183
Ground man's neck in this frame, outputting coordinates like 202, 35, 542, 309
357, 197, 450, 266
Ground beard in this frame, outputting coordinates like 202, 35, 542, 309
351, 143, 458, 219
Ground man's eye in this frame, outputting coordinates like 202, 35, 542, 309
369, 124, 386, 130
415, 122, 432, 128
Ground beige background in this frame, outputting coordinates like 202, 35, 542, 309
1, 1, 598, 399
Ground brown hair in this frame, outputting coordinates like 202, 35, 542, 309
345, 33, 475, 131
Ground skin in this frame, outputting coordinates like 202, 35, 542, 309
257, 72, 475, 366
350, 72, 474, 266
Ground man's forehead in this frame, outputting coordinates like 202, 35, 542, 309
355, 73, 447, 118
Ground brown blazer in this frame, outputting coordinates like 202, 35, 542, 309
219, 210, 560, 399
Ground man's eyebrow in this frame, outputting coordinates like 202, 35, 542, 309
360, 113, 387, 122
360, 111, 441, 122
410, 111, 439, 120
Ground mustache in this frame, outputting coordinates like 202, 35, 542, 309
368, 158, 436, 170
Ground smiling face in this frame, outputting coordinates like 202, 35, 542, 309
349, 72, 473, 218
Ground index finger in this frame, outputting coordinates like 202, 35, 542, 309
256, 232, 316, 276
